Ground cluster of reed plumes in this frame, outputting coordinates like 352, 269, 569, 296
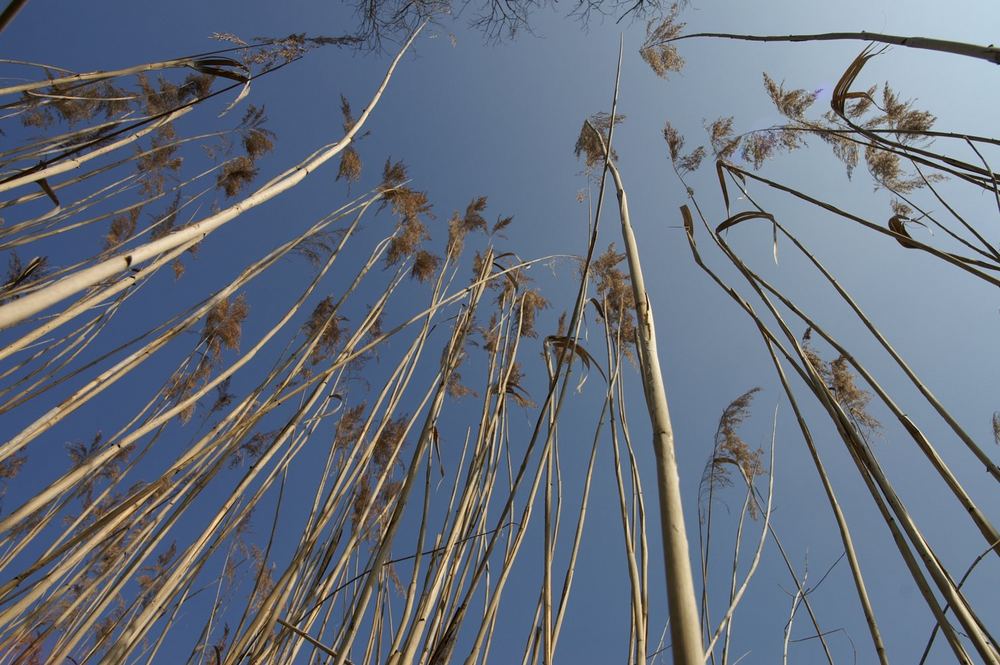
1, 5, 998, 665
646, 14, 1000, 663
0, 22, 699, 665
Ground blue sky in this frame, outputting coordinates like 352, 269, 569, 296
2, 0, 1000, 663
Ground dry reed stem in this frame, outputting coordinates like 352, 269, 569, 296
0, 25, 424, 330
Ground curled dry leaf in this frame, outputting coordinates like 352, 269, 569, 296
37, 178, 59, 208
189, 56, 250, 83
680, 205, 694, 237
832, 45, 883, 118
888, 215, 919, 249
544, 335, 607, 381
715, 210, 775, 235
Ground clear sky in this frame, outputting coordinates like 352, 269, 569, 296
1, 0, 999, 663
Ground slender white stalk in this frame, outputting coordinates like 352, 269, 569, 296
588, 113, 704, 662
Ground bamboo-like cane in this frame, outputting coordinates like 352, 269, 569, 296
583, 39, 703, 664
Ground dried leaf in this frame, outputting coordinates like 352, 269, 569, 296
716, 211, 775, 235
888, 215, 918, 248
190, 57, 250, 83
37, 178, 59, 207
545, 336, 606, 381
589, 297, 605, 319
772, 221, 779, 265
717, 161, 730, 212
831, 45, 882, 118
680, 204, 694, 236
219, 80, 251, 117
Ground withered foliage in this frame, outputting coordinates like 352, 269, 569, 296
692, 68, 942, 184
206, 623, 232, 664
491, 214, 514, 236
239, 105, 276, 159
366, 308, 384, 339
0, 452, 27, 511
663, 120, 705, 175
754, 68, 939, 189
217, 156, 259, 198
350, 481, 374, 535
150, 192, 182, 241
130, 72, 221, 197
861, 141, 943, 193
845, 84, 878, 119
14, 65, 213, 210
702, 76, 815, 170
339, 94, 357, 134
591, 243, 637, 351
380, 158, 406, 190
447, 369, 476, 399
92, 601, 126, 651
166, 368, 209, 423
479, 253, 548, 338
136, 542, 177, 608
0, 454, 27, 483
230, 429, 278, 468
379, 161, 433, 266
211, 32, 360, 66
739, 128, 806, 170
104, 209, 140, 251
203, 295, 249, 359
337, 95, 362, 183
66, 432, 132, 509
351, 416, 408, 542
338, 147, 363, 184
704, 388, 765, 516
292, 232, 336, 266
245, 544, 275, 612
9, 635, 44, 665
302, 296, 344, 365
181, 72, 215, 102
829, 355, 882, 437
136, 123, 182, 197
137, 74, 188, 115
411, 250, 440, 282
444, 343, 476, 399
889, 199, 913, 219
574, 111, 625, 169
373, 417, 407, 471
480, 313, 500, 354
387, 215, 430, 266
334, 404, 367, 452
167, 296, 249, 422
639, 5, 686, 79
212, 107, 276, 197
993, 412, 1000, 446
2, 252, 48, 302
703, 107, 806, 171
803, 335, 881, 438
706, 117, 740, 162
763, 73, 818, 121
816, 123, 860, 179
446, 196, 489, 259
211, 377, 235, 414
19, 79, 131, 129
871, 83, 936, 138
864, 145, 906, 190
516, 289, 548, 339
500, 360, 534, 408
